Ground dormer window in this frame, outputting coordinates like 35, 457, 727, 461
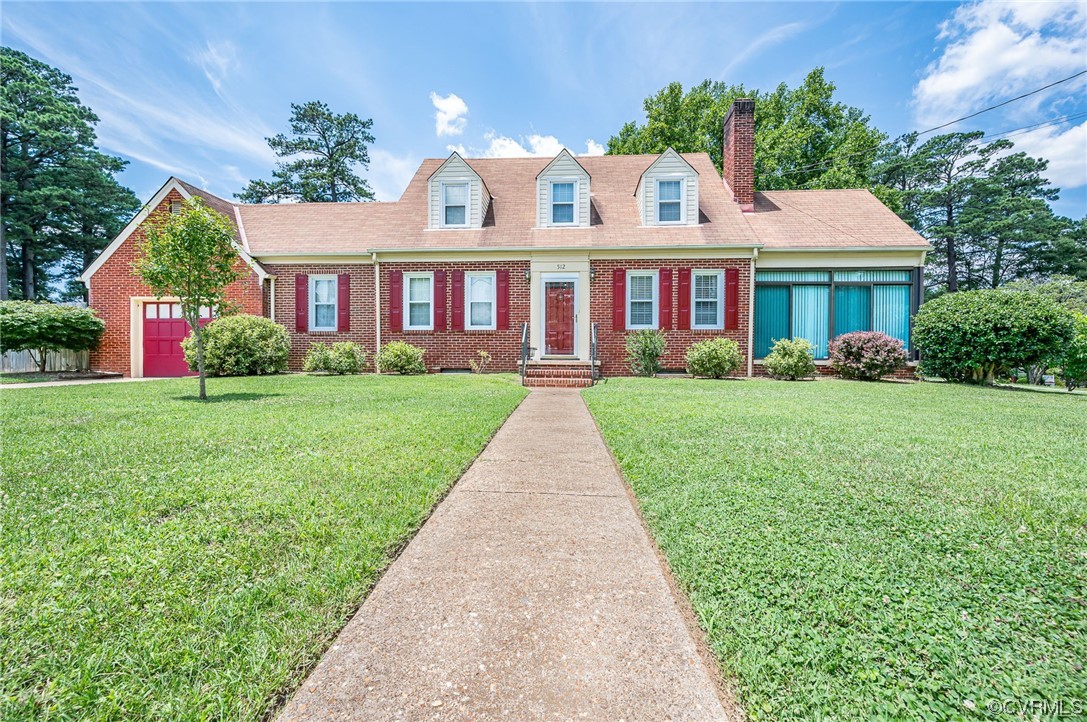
550, 181, 576, 225
442, 182, 468, 227
656, 179, 684, 223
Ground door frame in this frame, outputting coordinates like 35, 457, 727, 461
540, 273, 579, 358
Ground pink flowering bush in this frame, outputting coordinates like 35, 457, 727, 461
829, 331, 907, 381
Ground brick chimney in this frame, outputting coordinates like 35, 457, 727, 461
722, 99, 755, 212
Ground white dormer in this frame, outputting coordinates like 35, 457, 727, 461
428, 152, 490, 229
636, 148, 699, 226
536, 149, 590, 228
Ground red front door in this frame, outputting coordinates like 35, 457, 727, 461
142, 302, 210, 377
544, 281, 575, 356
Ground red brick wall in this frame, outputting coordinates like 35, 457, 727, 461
87, 189, 264, 376
379, 261, 530, 372
264, 264, 377, 370
722, 99, 755, 208
590, 258, 752, 377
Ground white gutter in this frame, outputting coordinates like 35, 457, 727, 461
268, 276, 277, 322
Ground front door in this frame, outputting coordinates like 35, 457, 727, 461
544, 281, 575, 356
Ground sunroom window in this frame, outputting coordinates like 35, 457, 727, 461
551, 181, 576, 225
657, 179, 682, 223
442, 183, 468, 227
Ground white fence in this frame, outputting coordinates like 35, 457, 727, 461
1, 349, 90, 373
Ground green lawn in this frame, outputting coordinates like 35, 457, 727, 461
1, 374, 526, 721
583, 378, 1087, 721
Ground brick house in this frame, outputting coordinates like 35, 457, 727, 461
81, 100, 930, 385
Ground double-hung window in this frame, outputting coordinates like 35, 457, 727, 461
309, 275, 338, 331
404, 272, 434, 330
656, 179, 683, 223
692, 271, 724, 329
442, 182, 468, 227
466, 271, 496, 330
550, 181, 576, 225
626, 271, 658, 329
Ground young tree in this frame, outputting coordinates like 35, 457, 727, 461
606, 68, 886, 191
134, 198, 244, 400
238, 101, 375, 203
1, 47, 137, 300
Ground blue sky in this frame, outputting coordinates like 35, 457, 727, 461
4, 1, 1085, 217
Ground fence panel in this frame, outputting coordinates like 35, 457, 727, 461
1, 349, 90, 373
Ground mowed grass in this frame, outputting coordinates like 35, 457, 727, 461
1, 374, 526, 720
583, 378, 1087, 721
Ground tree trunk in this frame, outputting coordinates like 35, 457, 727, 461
991, 238, 1003, 289
194, 319, 207, 400
945, 204, 957, 292
22, 242, 35, 300
34, 347, 47, 373
0, 221, 8, 301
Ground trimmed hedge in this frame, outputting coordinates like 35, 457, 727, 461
685, 338, 742, 378
303, 342, 368, 375
180, 314, 290, 376
0, 301, 104, 372
829, 331, 907, 381
376, 341, 426, 375
914, 290, 1075, 384
625, 330, 666, 377
1063, 313, 1087, 391
764, 338, 816, 380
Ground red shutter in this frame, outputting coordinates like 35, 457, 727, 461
725, 267, 740, 330
612, 269, 626, 330
659, 269, 673, 330
451, 270, 465, 331
434, 270, 447, 331
677, 268, 691, 330
337, 273, 350, 332
388, 270, 403, 332
496, 269, 510, 330
295, 274, 308, 332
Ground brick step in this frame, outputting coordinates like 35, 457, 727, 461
524, 368, 594, 379
523, 376, 594, 388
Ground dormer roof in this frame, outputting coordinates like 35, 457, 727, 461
536, 148, 591, 180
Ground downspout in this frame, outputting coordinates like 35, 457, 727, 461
268, 276, 277, 322
747, 248, 757, 377
373, 252, 381, 373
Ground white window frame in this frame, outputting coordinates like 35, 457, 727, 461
548, 179, 579, 227
309, 274, 338, 332
691, 270, 724, 330
655, 177, 687, 225
440, 181, 470, 229
465, 271, 497, 331
626, 270, 659, 330
403, 272, 434, 331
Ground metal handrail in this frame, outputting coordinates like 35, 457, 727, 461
520, 322, 529, 385
590, 322, 599, 384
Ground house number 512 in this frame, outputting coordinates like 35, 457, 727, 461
555, 264, 566, 270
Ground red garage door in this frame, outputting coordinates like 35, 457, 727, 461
142, 302, 211, 377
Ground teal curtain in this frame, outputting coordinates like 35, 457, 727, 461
834, 285, 871, 336
836, 270, 912, 282
756, 271, 830, 283
791, 285, 830, 359
754, 286, 789, 357
873, 285, 911, 347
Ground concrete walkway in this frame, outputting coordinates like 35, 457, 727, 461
280, 389, 734, 721
0, 375, 162, 389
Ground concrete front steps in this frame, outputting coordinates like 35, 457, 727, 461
522, 360, 597, 388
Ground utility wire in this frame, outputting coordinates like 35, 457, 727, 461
775, 70, 1087, 177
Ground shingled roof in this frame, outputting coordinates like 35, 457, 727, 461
200, 153, 928, 255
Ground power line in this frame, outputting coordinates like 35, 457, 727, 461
776, 70, 1087, 177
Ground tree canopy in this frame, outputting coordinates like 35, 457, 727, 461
606, 68, 886, 191
1, 47, 139, 301
238, 101, 376, 203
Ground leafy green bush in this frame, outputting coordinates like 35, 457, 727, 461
914, 290, 1075, 384
764, 338, 816, 380
180, 314, 290, 376
376, 341, 426, 375
685, 338, 742, 378
625, 329, 666, 377
0, 301, 105, 372
1063, 313, 1087, 391
303, 342, 368, 374
829, 331, 907, 381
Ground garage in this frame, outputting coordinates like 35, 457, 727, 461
142, 302, 210, 377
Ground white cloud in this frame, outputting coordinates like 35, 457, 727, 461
1004, 120, 1087, 191
720, 21, 809, 79
193, 40, 237, 97
450, 132, 604, 159
430, 91, 469, 137
584, 139, 606, 156
368, 148, 419, 202
913, 1, 1087, 128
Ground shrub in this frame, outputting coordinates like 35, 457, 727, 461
764, 338, 816, 380
1063, 313, 1087, 391
625, 329, 666, 377
0, 301, 105, 372
685, 338, 742, 379
829, 331, 907, 381
303, 342, 368, 375
913, 290, 1076, 384
377, 341, 427, 375
180, 314, 289, 376
469, 350, 491, 374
